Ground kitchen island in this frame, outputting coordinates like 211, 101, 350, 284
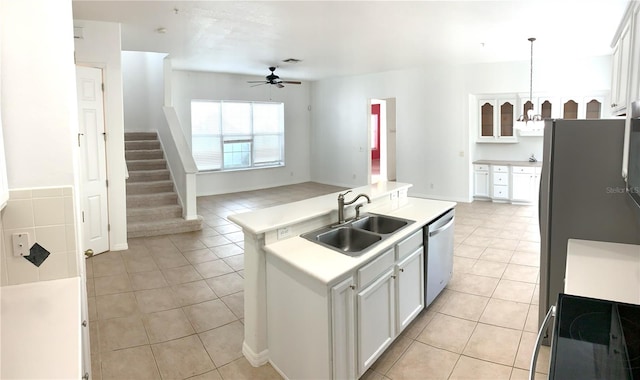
229, 182, 455, 378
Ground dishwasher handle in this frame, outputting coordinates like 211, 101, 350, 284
428, 216, 455, 237
530, 305, 555, 380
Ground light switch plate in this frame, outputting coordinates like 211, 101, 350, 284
12, 232, 30, 257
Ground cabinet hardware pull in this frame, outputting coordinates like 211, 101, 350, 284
82, 320, 87, 327
399, 268, 405, 272
391, 275, 396, 279
349, 284, 355, 290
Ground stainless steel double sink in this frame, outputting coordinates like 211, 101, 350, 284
301, 213, 415, 256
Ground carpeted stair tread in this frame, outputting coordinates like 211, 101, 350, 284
126, 180, 174, 195
124, 131, 202, 238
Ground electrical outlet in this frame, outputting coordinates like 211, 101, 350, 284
12, 232, 30, 257
277, 226, 292, 240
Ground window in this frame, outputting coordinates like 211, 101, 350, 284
191, 100, 285, 171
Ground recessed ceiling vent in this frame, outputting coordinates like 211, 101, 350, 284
282, 58, 303, 64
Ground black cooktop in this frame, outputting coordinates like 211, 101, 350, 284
550, 293, 640, 380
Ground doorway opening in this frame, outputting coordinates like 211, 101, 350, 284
369, 98, 397, 184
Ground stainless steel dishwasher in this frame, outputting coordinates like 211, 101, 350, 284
424, 209, 455, 306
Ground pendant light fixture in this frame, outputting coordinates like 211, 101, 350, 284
516, 37, 543, 131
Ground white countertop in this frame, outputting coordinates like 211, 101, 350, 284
265, 197, 456, 285
1, 277, 82, 379
473, 160, 542, 167
229, 182, 412, 234
565, 239, 640, 304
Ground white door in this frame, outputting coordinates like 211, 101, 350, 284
76, 66, 109, 254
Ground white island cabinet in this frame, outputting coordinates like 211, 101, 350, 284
229, 182, 455, 379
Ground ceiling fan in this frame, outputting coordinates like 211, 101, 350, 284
248, 67, 301, 88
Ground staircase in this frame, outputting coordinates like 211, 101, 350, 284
125, 132, 202, 238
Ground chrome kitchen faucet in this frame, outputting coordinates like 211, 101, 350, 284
337, 190, 371, 224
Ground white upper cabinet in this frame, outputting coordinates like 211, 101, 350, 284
611, 15, 632, 116
477, 96, 517, 143
518, 94, 605, 121
628, 3, 640, 107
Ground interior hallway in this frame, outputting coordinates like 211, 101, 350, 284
86, 182, 549, 379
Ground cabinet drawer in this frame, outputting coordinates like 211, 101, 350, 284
512, 166, 534, 174
493, 165, 509, 173
493, 172, 508, 185
493, 185, 509, 199
474, 164, 489, 171
395, 229, 423, 261
358, 248, 394, 288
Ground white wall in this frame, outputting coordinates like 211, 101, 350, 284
1, 0, 80, 284
2, 1, 77, 189
74, 20, 128, 250
122, 51, 167, 132
311, 66, 469, 201
310, 55, 613, 202
171, 70, 312, 196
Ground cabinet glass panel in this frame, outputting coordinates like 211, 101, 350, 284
541, 100, 552, 119
522, 100, 534, 120
500, 102, 514, 137
481, 102, 494, 137
563, 100, 578, 119
585, 99, 601, 119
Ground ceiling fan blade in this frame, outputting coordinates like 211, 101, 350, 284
281, 81, 302, 85
275, 83, 285, 88
247, 80, 267, 83
250, 83, 267, 87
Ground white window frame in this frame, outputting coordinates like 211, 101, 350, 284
191, 100, 285, 172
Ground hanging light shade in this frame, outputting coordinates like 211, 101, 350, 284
516, 37, 543, 131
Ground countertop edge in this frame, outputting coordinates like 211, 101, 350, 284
473, 160, 542, 167
229, 182, 413, 234
264, 197, 456, 286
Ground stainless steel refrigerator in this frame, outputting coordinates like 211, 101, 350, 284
539, 119, 640, 343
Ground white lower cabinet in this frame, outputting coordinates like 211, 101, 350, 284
267, 227, 425, 379
473, 163, 542, 203
331, 277, 356, 380
356, 266, 395, 376
396, 247, 425, 332
473, 165, 490, 198
511, 166, 541, 203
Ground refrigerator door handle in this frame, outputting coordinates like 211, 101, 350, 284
530, 305, 555, 380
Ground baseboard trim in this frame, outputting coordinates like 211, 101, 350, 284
242, 341, 269, 367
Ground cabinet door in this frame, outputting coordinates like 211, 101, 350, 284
611, 21, 632, 115
396, 247, 424, 333
473, 171, 490, 197
331, 277, 356, 380
357, 268, 395, 377
479, 100, 496, 138
498, 100, 515, 137
512, 172, 532, 201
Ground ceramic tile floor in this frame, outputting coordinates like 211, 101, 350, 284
87, 182, 550, 380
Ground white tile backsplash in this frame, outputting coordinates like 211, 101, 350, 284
0, 186, 79, 285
